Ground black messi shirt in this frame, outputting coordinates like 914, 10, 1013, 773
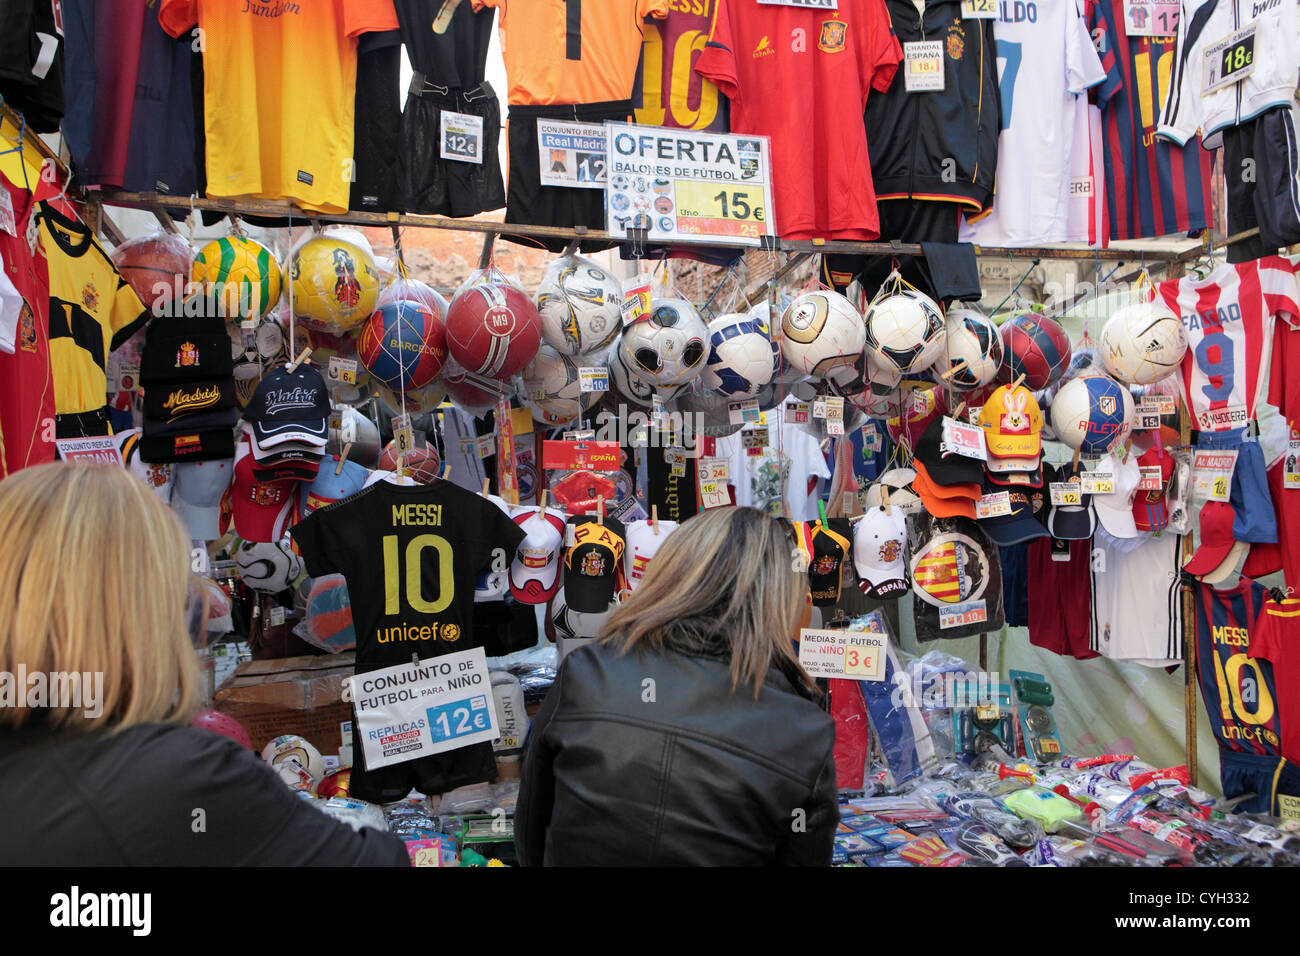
291, 479, 524, 800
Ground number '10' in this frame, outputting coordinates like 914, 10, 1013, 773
383, 534, 454, 615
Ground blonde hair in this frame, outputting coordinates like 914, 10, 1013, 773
0, 462, 201, 731
599, 507, 815, 698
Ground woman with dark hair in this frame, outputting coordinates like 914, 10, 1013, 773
516, 506, 837, 866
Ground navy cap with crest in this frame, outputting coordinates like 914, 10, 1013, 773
244, 364, 331, 446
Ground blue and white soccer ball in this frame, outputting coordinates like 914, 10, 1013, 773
702, 312, 781, 399
864, 288, 946, 375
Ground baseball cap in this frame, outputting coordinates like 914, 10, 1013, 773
244, 364, 330, 447
852, 505, 908, 598
141, 330, 234, 385
298, 458, 369, 519
979, 384, 1043, 460
913, 417, 984, 486
1132, 446, 1174, 533
563, 516, 626, 613
1045, 461, 1095, 541
145, 405, 239, 437
1184, 501, 1248, 582
230, 452, 298, 542
508, 507, 567, 604
622, 518, 680, 593
985, 458, 1044, 488
144, 379, 238, 422
864, 467, 922, 514
138, 428, 236, 463
797, 518, 852, 607
117, 428, 175, 503
912, 460, 978, 519
1091, 452, 1141, 539
976, 479, 1049, 546
171, 457, 234, 540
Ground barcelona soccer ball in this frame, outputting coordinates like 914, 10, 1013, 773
357, 300, 447, 391
192, 235, 282, 321
290, 236, 380, 333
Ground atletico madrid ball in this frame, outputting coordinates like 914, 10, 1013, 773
702, 313, 781, 399
863, 289, 946, 375
1099, 301, 1188, 386
1049, 373, 1135, 453
997, 312, 1072, 391
290, 236, 380, 333
535, 254, 623, 356
521, 344, 599, 426
941, 307, 1003, 390
618, 298, 709, 389
192, 235, 282, 321
113, 233, 193, 314
357, 300, 447, 391
445, 279, 542, 380
780, 290, 866, 379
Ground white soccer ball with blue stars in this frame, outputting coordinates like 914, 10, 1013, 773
941, 306, 1003, 390
702, 312, 781, 399
864, 288, 946, 375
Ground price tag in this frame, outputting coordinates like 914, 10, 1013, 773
728, 398, 761, 425
441, 110, 484, 164
392, 414, 415, 457
55, 436, 122, 464
785, 401, 811, 425
939, 599, 988, 630
1049, 482, 1082, 506
1284, 441, 1300, 490
812, 398, 828, 419
651, 393, 667, 423
328, 412, 343, 435
1193, 450, 1237, 502
1202, 25, 1256, 96
475, 433, 496, 460
621, 273, 652, 326
1137, 465, 1164, 491
268, 605, 286, 627
975, 491, 1012, 519
1122, 0, 1180, 35
0, 187, 14, 236
666, 447, 687, 478
861, 422, 882, 452
1133, 405, 1162, 431
903, 41, 945, 93
536, 119, 605, 187
1279, 794, 1300, 822
578, 366, 609, 393
797, 628, 887, 682
673, 181, 769, 240
961, 0, 997, 16
699, 457, 730, 482
911, 390, 932, 415
743, 429, 770, 457
1081, 470, 1114, 495
328, 356, 358, 386
968, 405, 983, 425
118, 362, 140, 393
941, 417, 987, 460
825, 396, 844, 436
352, 648, 499, 768
699, 479, 729, 509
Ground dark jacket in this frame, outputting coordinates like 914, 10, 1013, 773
865, 0, 1000, 213
0, 722, 410, 866
516, 642, 838, 866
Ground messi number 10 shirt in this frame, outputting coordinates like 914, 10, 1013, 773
291, 480, 524, 799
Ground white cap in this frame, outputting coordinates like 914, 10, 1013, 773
475, 494, 513, 602
508, 506, 566, 604
171, 457, 234, 541
622, 518, 679, 593
118, 428, 175, 504
852, 505, 909, 598
1092, 451, 1141, 539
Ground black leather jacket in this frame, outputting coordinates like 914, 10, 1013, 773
516, 641, 838, 866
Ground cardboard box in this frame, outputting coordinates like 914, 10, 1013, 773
214, 653, 354, 757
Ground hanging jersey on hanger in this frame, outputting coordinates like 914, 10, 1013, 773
632, 3, 728, 132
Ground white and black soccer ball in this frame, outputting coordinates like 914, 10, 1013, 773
864, 289, 946, 375
609, 346, 656, 407
521, 343, 599, 426
534, 254, 623, 357
941, 306, 1003, 390
779, 290, 866, 379
1099, 300, 1188, 386
827, 352, 903, 416
235, 539, 304, 593
702, 312, 781, 399
618, 298, 708, 389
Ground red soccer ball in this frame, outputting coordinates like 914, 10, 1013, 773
996, 313, 1072, 392
444, 279, 541, 380
189, 709, 252, 749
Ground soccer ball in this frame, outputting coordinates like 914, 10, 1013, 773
113, 233, 192, 314
702, 313, 781, 399
445, 278, 542, 380
780, 290, 866, 378
671, 381, 744, 437
618, 298, 708, 389
192, 235, 282, 321
535, 254, 623, 356
521, 344, 600, 426
863, 289, 946, 375
357, 300, 448, 391
290, 236, 380, 333
941, 307, 1003, 390
234, 539, 304, 593
609, 346, 656, 407
827, 352, 903, 416
378, 438, 442, 482
1099, 301, 1188, 386
262, 735, 325, 788
997, 312, 1072, 391
376, 276, 448, 319
1049, 373, 1135, 453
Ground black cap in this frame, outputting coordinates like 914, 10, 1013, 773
914, 418, 985, 486
244, 364, 331, 446
976, 476, 1050, 546
563, 516, 627, 613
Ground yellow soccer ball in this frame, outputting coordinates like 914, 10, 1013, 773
290, 237, 380, 333
191, 235, 282, 321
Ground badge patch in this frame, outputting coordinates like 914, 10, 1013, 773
819, 19, 847, 53
946, 23, 965, 59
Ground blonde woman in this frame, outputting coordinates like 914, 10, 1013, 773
0, 464, 408, 866
516, 506, 837, 866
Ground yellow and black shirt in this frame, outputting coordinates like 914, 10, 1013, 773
39, 203, 148, 433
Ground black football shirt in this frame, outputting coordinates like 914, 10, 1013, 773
291, 479, 525, 800
393, 0, 494, 88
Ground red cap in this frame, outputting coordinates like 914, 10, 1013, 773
1183, 501, 1237, 575
231, 452, 298, 542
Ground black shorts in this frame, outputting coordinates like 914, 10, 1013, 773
1222, 103, 1300, 264
55, 407, 113, 440
504, 100, 631, 253
399, 81, 505, 218
1219, 749, 1300, 816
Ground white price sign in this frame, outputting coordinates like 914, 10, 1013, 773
728, 398, 761, 425
1284, 441, 1300, 490
975, 491, 1012, 519
1201, 25, 1255, 97
1193, 450, 1237, 502
785, 401, 812, 425
961, 0, 997, 16
1122, 0, 1180, 35
797, 628, 887, 681
440, 110, 484, 164
941, 416, 987, 460
327, 356, 358, 386
699, 479, 729, 509
825, 396, 844, 436
578, 366, 609, 393
537, 119, 607, 188
904, 41, 945, 92
55, 436, 122, 465
1049, 482, 1083, 506
861, 422, 882, 452
1081, 470, 1114, 495
352, 648, 499, 769
699, 457, 730, 482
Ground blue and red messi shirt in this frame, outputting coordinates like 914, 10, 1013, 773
1085, 0, 1213, 241
1193, 579, 1283, 757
